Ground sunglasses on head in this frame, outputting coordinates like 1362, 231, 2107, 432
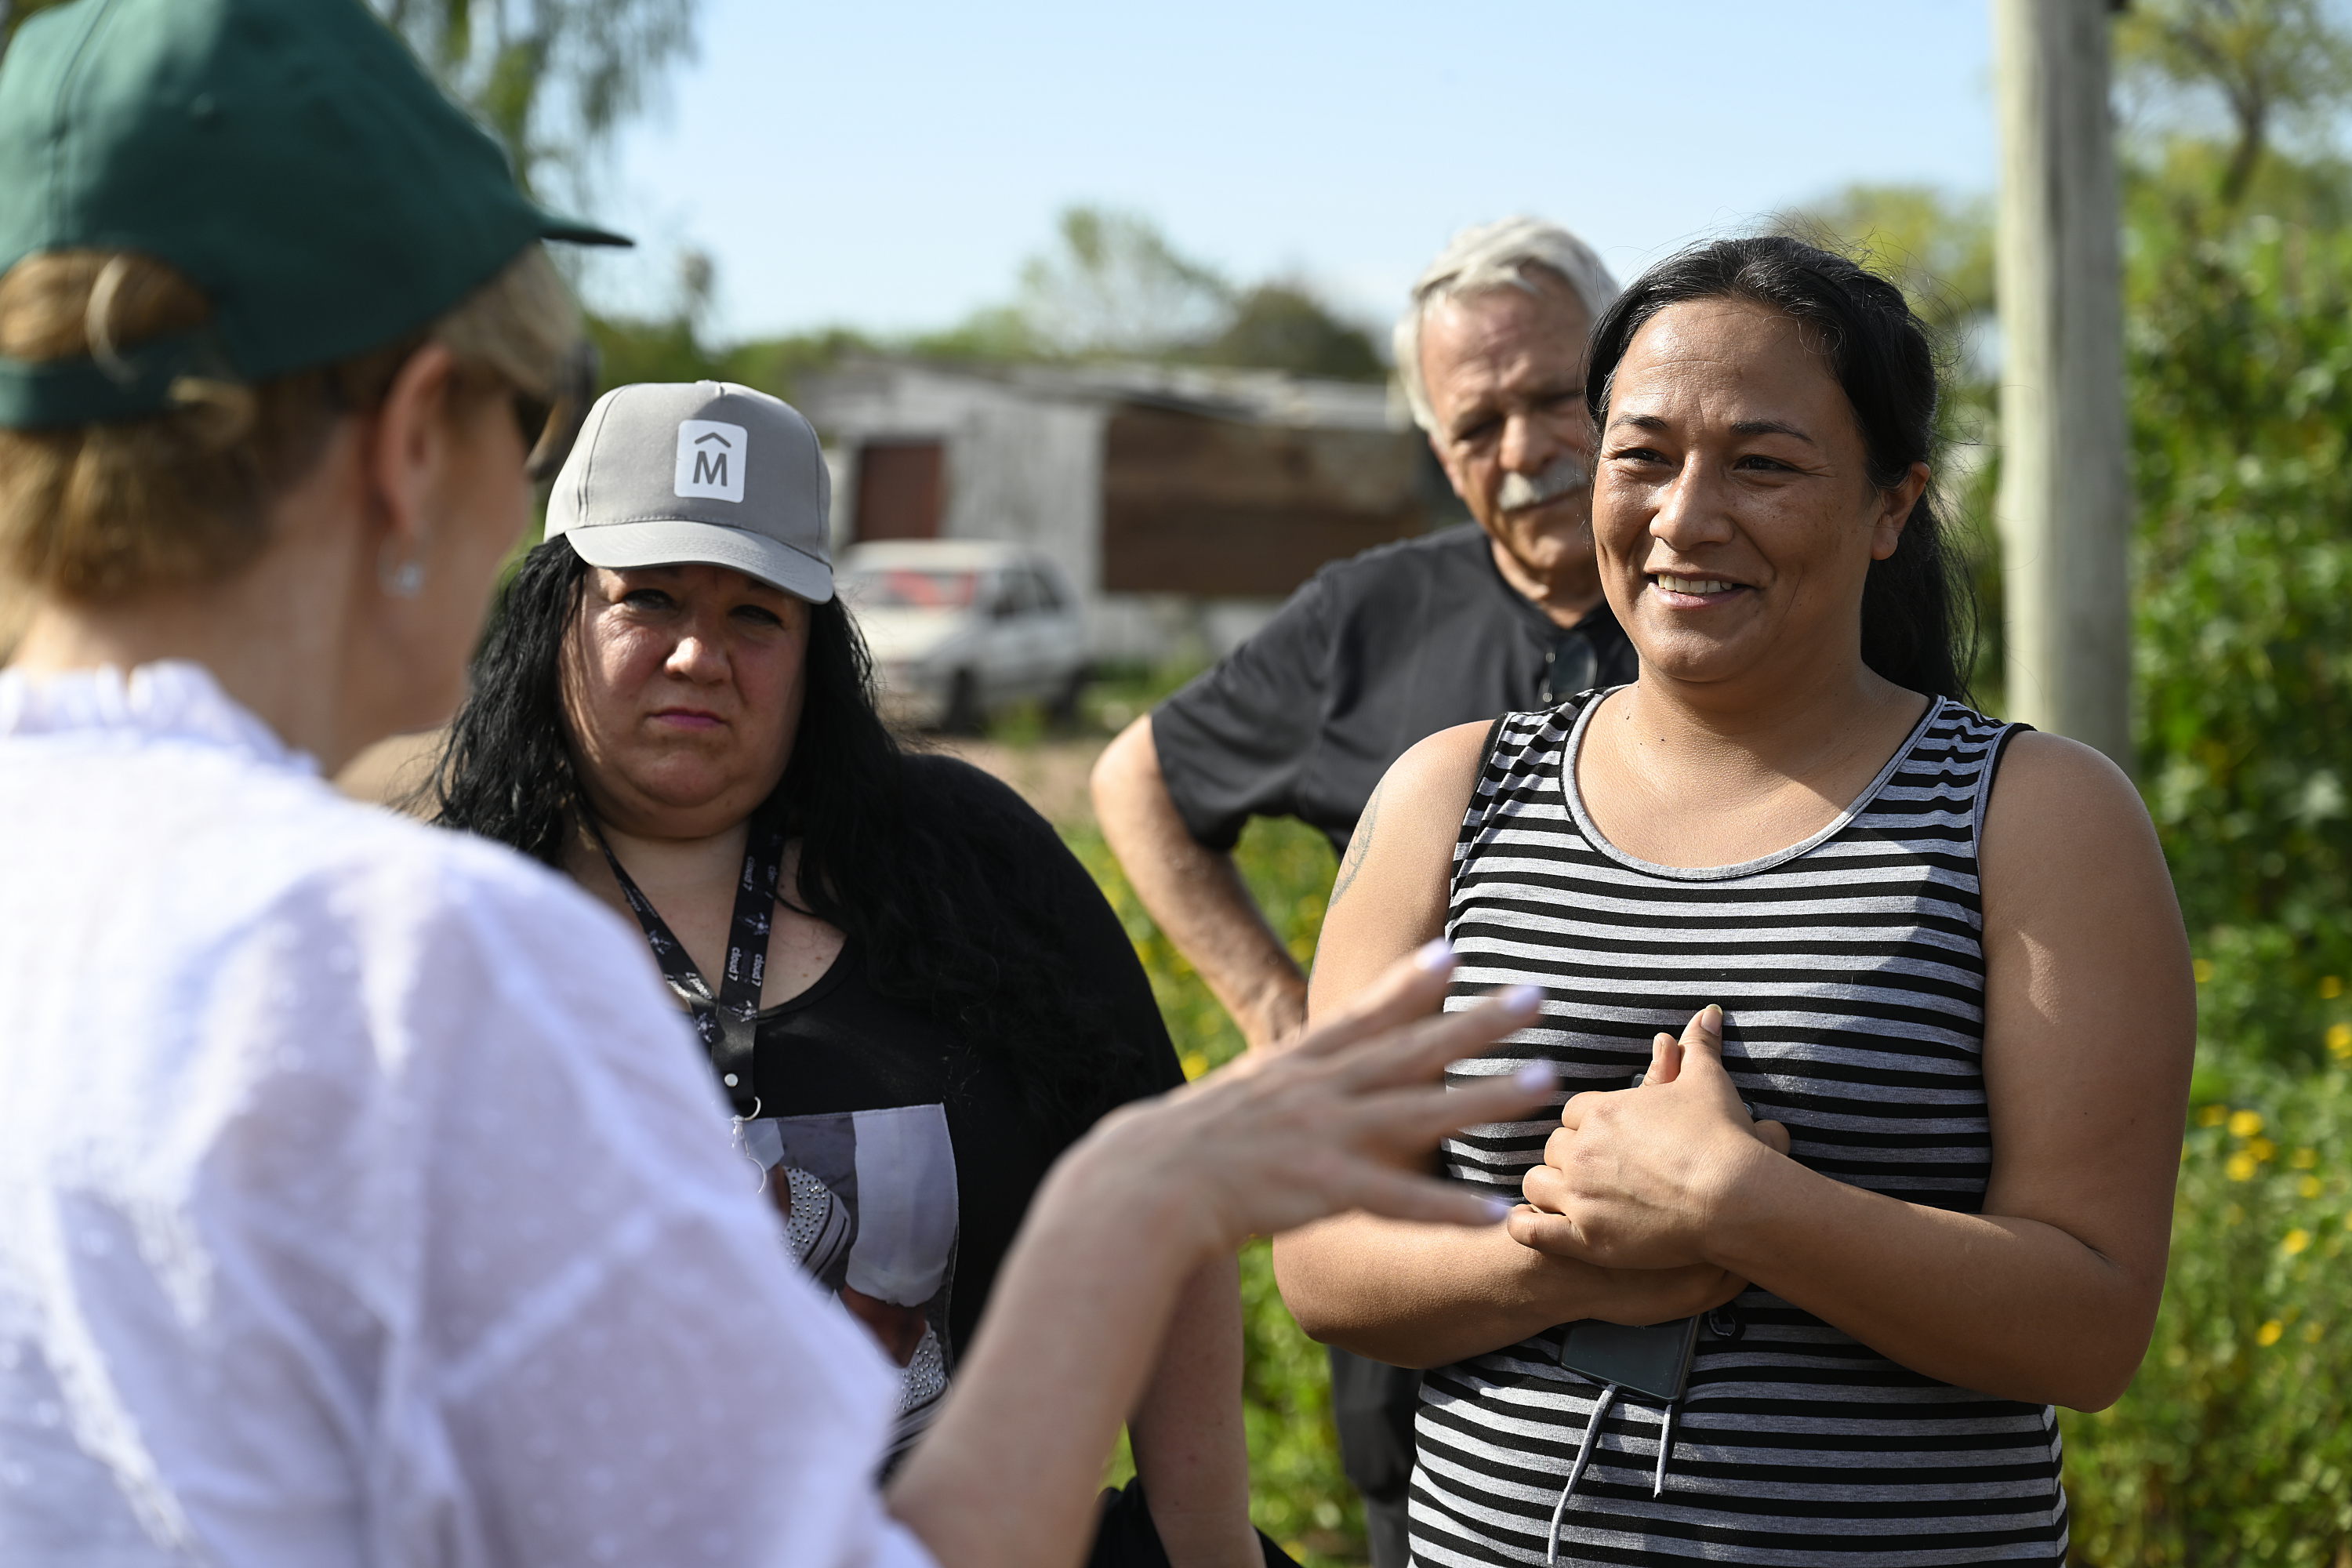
515, 338, 599, 484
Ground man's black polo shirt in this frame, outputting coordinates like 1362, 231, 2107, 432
1152, 523, 1639, 855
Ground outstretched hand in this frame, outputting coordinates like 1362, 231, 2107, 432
1088, 943, 1559, 1256
1508, 1005, 1791, 1270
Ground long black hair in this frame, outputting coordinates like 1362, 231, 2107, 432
430, 536, 1134, 1138
1584, 235, 1977, 701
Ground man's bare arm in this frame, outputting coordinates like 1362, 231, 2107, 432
1092, 715, 1308, 1051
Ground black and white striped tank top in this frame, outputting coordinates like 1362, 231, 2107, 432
1417, 691, 2063, 1566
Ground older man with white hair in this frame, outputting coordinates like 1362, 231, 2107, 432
1091, 216, 1636, 1568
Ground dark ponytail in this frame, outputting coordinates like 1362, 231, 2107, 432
1584, 235, 1976, 701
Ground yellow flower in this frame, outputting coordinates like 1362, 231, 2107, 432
2198, 1104, 2228, 1128
2291, 1146, 2319, 1169
2325, 976, 2346, 1000
2257, 1319, 2285, 1347
2230, 1109, 2266, 1139
2285, 1229, 2312, 1255
2227, 1152, 2259, 1182
2302, 1176, 2325, 1200
2194, 960, 2214, 985
2329, 1022, 2352, 1060
2250, 1137, 2278, 1162
1180, 1051, 1209, 1081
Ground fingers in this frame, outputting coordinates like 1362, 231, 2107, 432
1319, 982, 1544, 1094
1333, 1167, 1516, 1231
1342, 1061, 1556, 1159
1559, 1088, 1603, 1131
1679, 1004, 1725, 1065
1521, 1160, 1570, 1214
1753, 1118, 1793, 1156
1644, 1030, 1681, 1087
1287, 941, 1459, 1061
1504, 1204, 1595, 1258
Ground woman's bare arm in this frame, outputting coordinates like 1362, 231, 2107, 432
1516, 733, 2194, 1410
1126, 1254, 1259, 1568
1271, 724, 1744, 1369
887, 953, 1554, 1568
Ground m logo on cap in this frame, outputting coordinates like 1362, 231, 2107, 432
675, 419, 748, 502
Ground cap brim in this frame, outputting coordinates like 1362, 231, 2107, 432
560, 518, 835, 603
535, 205, 633, 248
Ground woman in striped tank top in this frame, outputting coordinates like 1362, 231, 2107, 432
1273, 238, 2194, 1566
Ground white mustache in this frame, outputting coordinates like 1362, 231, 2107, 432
1496, 456, 1589, 511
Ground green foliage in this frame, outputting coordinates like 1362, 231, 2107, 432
1773, 183, 1995, 332
2127, 198, 2352, 1067
369, 0, 698, 204
721, 328, 879, 401
587, 304, 873, 406
2118, 0, 2352, 207
920, 205, 1385, 380
1064, 814, 1365, 1566
1011, 205, 1233, 359
2063, 1061, 2352, 1564
1078, 659, 1209, 739
906, 304, 1050, 365
1199, 284, 1386, 382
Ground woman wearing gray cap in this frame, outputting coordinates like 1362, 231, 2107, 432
430, 377, 1272, 1563
0, 2, 1554, 1566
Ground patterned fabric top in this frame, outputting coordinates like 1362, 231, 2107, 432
1414, 691, 2065, 1567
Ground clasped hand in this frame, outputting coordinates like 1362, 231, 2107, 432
1508, 1004, 1791, 1272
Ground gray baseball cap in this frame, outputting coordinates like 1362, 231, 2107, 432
545, 380, 834, 603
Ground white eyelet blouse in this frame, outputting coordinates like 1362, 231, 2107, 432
0, 661, 933, 1568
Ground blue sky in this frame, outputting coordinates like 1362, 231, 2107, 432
588, 2, 1995, 344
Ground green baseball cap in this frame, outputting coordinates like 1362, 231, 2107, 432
0, 0, 629, 430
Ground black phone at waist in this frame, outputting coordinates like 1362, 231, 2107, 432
1555, 1316, 1700, 1402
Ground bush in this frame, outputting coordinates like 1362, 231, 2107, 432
2130, 211, 2352, 1069
2063, 1054, 2352, 1564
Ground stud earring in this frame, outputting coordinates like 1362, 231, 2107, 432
378, 540, 426, 599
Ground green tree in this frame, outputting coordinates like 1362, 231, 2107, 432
2118, 0, 2352, 209
2122, 193, 2352, 1069
920, 205, 1385, 380
2102, 1, 2352, 1069
1771, 183, 1994, 333
368, 0, 698, 203
1007, 205, 1234, 358
587, 249, 875, 404
1198, 282, 1384, 381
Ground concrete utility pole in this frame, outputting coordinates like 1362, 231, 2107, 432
1992, 0, 2134, 770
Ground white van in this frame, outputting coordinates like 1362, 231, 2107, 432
838, 540, 1089, 731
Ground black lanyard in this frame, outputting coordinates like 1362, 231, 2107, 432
586, 808, 786, 1117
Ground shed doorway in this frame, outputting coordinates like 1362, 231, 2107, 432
854, 440, 946, 541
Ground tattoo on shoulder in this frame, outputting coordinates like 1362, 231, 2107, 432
1330, 784, 1384, 906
